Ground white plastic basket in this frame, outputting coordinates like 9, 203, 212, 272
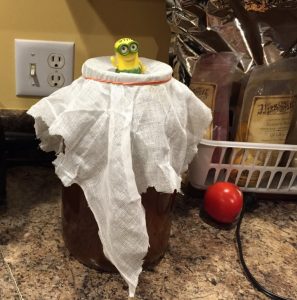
189, 139, 297, 195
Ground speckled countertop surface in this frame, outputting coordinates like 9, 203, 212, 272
0, 166, 296, 300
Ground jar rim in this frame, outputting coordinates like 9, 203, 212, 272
82, 57, 173, 85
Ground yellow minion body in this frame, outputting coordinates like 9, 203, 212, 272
111, 38, 145, 74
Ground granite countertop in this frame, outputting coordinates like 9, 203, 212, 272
0, 166, 296, 300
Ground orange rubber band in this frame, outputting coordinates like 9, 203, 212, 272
83, 76, 172, 86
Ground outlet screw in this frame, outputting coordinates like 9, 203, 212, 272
31, 53, 35, 56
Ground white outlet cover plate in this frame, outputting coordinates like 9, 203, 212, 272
15, 39, 75, 97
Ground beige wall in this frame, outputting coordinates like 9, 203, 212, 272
0, 0, 170, 110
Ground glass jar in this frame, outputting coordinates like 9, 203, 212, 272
61, 184, 176, 271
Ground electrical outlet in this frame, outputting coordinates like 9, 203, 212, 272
15, 39, 74, 97
48, 72, 65, 87
48, 53, 65, 69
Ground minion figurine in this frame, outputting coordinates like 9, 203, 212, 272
111, 37, 146, 74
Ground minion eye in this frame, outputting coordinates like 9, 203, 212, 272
130, 43, 138, 53
119, 45, 129, 55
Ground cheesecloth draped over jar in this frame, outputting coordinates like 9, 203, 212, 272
27, 57, 212, 297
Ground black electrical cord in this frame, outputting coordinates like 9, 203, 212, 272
235, 199, 292, 300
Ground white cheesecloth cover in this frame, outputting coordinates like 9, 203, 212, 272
27, 57, 212, 297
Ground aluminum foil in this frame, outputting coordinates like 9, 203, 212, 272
166, 0, 297, 84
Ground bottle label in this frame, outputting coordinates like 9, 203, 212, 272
190, 82, 217, 139
247, 95, 296, 143
232, 95, 296, 187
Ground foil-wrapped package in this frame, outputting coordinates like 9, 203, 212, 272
166, 0, 297, 83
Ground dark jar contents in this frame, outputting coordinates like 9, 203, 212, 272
61, 184, 176, 272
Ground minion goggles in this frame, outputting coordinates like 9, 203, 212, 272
115, 41, 139, 56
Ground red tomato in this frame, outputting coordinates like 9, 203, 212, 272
203, 182, 243, 224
